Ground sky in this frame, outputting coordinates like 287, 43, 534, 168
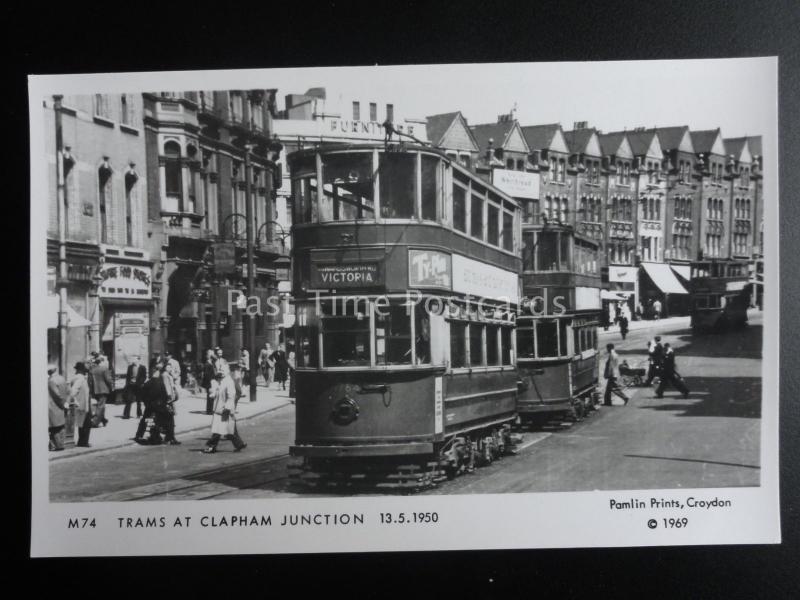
30, 57, 777, 147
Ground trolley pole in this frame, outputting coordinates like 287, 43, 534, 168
244, 144, 258, 403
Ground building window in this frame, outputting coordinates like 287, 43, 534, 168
98, 163, 113, 243
94, 94, 110, 119
229, 92, 243, 122
124, 170, 138, 246
251, 100, 264, 131
200, 91, 215, 111
164, 141, 183, 212
386, 103, 394, 123
369, 102, 377, 122
352, 101, 360, 121
120, 94, 133, 126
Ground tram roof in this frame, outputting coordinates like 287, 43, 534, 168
287, 142, 520, 207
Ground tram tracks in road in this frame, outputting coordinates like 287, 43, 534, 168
89, 452, 293, 502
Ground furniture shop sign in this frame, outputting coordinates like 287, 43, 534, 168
492, 168, 540, 199
98, 263, 152, 300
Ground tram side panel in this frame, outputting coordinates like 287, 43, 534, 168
442, 370, 518, 435
516, 360, 572, 417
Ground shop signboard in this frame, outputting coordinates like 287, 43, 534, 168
452, 254, 519, 304
214, 242, 236, 274
492, 168, 540, 199
98, 263, 152, 300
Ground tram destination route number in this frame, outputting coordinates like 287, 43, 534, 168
379, 511, 439, 525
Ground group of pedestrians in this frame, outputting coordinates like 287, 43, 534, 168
258, 342, 293, 392
603, 334, 691, 407
47, 352, 114, 450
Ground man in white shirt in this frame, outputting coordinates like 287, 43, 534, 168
202, 363, 246, 453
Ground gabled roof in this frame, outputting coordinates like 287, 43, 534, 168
597, 131, 627, 156
724, 137, 752, 163
426, 111, 479, 152
563, 128, 595, 154
650, 126, 694, 153
619, 129, 661, 158
690, 129, 725, 156
471, 120, 529, 154
520, 123, 562, 152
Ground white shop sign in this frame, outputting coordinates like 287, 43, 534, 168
608, 266, 638, 283
99, 263, 152, 300
575, 286, 601, 311
452, 254, 519, 304
492, 168, 540, 200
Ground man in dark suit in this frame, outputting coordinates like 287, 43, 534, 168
201, 350, 217, 415
89, 355, 114, 427
644, 336, 664, 386
655, 343, 690, 399
122, 355, 147, 419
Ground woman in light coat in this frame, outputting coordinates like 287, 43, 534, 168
69, 362, 92, 447
202, 364, 246, 453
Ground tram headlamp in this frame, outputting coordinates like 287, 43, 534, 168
331, 396, 360, 426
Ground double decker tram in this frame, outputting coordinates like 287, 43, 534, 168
689, 258, 751, 332
516, 224, 602, 425
287, 143, 522, 488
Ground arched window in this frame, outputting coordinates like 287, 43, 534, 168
98, 161, 113, 244
124, 169, 138, 247
164, 141, 183, 212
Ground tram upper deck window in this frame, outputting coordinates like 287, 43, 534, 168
375, 304, 412, 365
320, 153, 375, 222
320, 299, 371, 367
487, 202, 500, 246
453, 181, 467, 233
537, 231, 559, 271
471, 193, 484, 240
502, 211, 514, 252
379, 153, 415, 218
420, 155, 440, 222
292, 154, 319, 224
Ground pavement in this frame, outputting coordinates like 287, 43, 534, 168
49, 379, 294, 461
598, 314, 691, 338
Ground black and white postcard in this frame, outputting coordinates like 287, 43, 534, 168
29, 58, 780, 556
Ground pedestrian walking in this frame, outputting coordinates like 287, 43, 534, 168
259, 342, 274, 386
270, 344, 289, 391
603, 343, 629, 406
89, 354, 113, 428
655, 343, 690, 399
239, 347, 250, 388
287, 350, 296, 399
619, 314, 629, 340
214, 347, 230, 377
122, 355, 147, 419
203, 364, 247, 454
135, 362, 161, 444
48, 365, 68, 451
164, 351, 182, 388
201, 349, 217, 415
653, 299, 662, 320
69, 362, 93, 447
644, 335, 664, 386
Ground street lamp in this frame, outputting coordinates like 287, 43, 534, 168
244, 144, 258, 403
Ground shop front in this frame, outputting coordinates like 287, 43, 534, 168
603, 265, 638, 323
639, 261, 689, 318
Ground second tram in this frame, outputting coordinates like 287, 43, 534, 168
287, 143, 523, 488
689, 258, 751, 331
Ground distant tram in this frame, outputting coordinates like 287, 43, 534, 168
689, 259, 751, 331
287, 143, 522, 488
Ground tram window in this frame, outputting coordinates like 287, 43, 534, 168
471, 194, 484, 240
293, 177, 318, 224
421, 155, 439, 222
296, 325, 319, 368
321, 153, 375, 222
469, 323, 484, 366
453, 184, 467, 232
375, 304, 412, 365
522, 232, 535, 270
537, 231, 559, 271
379, 153, 416, 218
517, 326, 535, 358
487, 203, 500, 246
415, 310, 431, 364
559, 320, 569, 356
560, 234, 571, 270
450, 321, 467, 368
321, 300, 371, 366
502, 211, 514, 252
486, 325, 500, 366
501, 326, 512, 365
537, 321, 559, 358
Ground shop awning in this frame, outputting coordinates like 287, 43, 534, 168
671, 265, 691, 281
601, 290, 634, 300
47, 295, 93, 329
642, 263, 688, 294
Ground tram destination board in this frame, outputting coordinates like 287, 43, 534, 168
28, 59, 780, 558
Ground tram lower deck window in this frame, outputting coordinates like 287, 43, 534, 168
376, 305, 412, 365
469, 323, 485, 366
450, 321, 467, 368
322, 315, 371, 367
486, 324, 500, 365
517, 320, 571, 359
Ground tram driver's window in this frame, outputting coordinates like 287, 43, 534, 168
536, 321, 559, 358
296, 324, 318, 368
516, 326, 534, 358
321, 153, 375, 222
421, 155, 439, 222
321, 300, 371, 366
450, 321, 467, 368
375, 304, 412, 366
380, 153, 416, 218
